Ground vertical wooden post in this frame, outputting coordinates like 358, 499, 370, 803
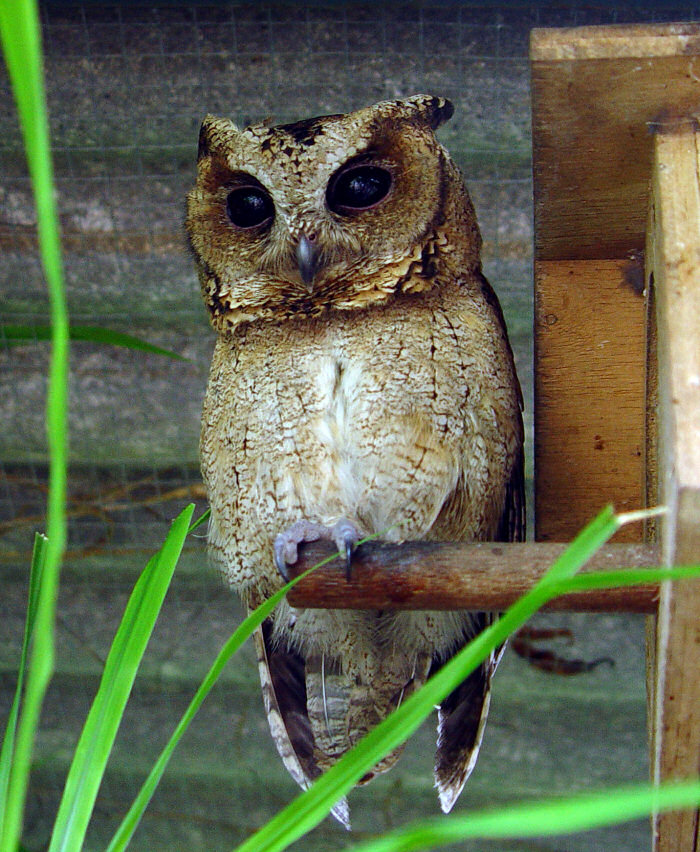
647, 123, 700, 852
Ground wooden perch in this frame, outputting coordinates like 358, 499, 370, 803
286, 541, 661, 613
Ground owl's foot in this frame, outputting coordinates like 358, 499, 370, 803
274, 518, 360, 582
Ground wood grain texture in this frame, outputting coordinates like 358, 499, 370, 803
530, 23, 700, 261
531, 22, 700, 61
534, 259, 646, 542
286, 540, 661, 613
649, 126, 700, 852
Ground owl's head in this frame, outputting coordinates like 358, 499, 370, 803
186, 95, 481, 331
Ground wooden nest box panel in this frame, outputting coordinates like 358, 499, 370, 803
531, 22, 700, 541
531, 23, 700, 852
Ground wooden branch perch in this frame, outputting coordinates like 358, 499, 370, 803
286, 541, 661, 613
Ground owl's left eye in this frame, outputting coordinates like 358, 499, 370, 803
326, 164, 392, 214
226, 187, 274, 229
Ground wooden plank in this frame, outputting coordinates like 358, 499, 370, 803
530, 23, 700, 261
532, 22, 700, 60
286, 540, 661, 613
534, 259, 646, 541
649, 125, 700, 852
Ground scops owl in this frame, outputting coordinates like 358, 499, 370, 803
187, 94, 524, 827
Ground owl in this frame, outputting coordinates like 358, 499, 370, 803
186, 95, 524, 828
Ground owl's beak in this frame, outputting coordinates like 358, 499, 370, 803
295, 234, 318, 290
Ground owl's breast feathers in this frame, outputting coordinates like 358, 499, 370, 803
196, 226, 464, 331
200, 275, 523, 599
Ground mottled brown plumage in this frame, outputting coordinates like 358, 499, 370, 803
187, 95, 524, 827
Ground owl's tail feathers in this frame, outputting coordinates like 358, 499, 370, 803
305, 648, 433, 791
433, 633, 505, 813
305, 653, 410, 782
253, 622, 351, 829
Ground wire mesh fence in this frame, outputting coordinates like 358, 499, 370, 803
1, 3, 698, 850
4, 1, 696, 553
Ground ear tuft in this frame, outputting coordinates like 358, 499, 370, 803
197, 114, 239, 162
197, 115, 215, 161
404, 94, 454, 130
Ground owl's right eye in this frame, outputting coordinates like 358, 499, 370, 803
226, 187, 274, 229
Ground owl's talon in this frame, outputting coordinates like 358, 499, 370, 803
274, 547, 292, 583
329, 519, 360, 581
273, 520, 326, 582
344, 540, 353, 580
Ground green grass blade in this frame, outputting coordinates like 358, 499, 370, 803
0, 1, 70, 848
555, 563, 700, 595
0, 534, 47, 835
1, 325, 187, 360
25, 534, 49, 632
345, 780, 700, 851
48, 504, 194, 852
106, 541, 350, 852
233, 506, 627, 852
187, 507, 211, 534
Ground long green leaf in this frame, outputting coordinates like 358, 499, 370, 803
345, 780, 700, 852
0, 534, 47, 834
234, 506, 628, 852
554, 563, 700, 595
187, 507, 210, 534
48, 504, 194, 852
105, 539, 362, 852
0, 1, 69, 848
2, 325, 187, 360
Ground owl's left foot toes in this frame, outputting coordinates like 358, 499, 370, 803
273, 518, 360, 582
274, 520, 322, 581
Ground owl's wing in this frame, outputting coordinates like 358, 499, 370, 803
252, 619, 351, 829
478, 269, 526, 545
433, 442, 526, 812
497, 442, 526, 545
433, 614, 502, 813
